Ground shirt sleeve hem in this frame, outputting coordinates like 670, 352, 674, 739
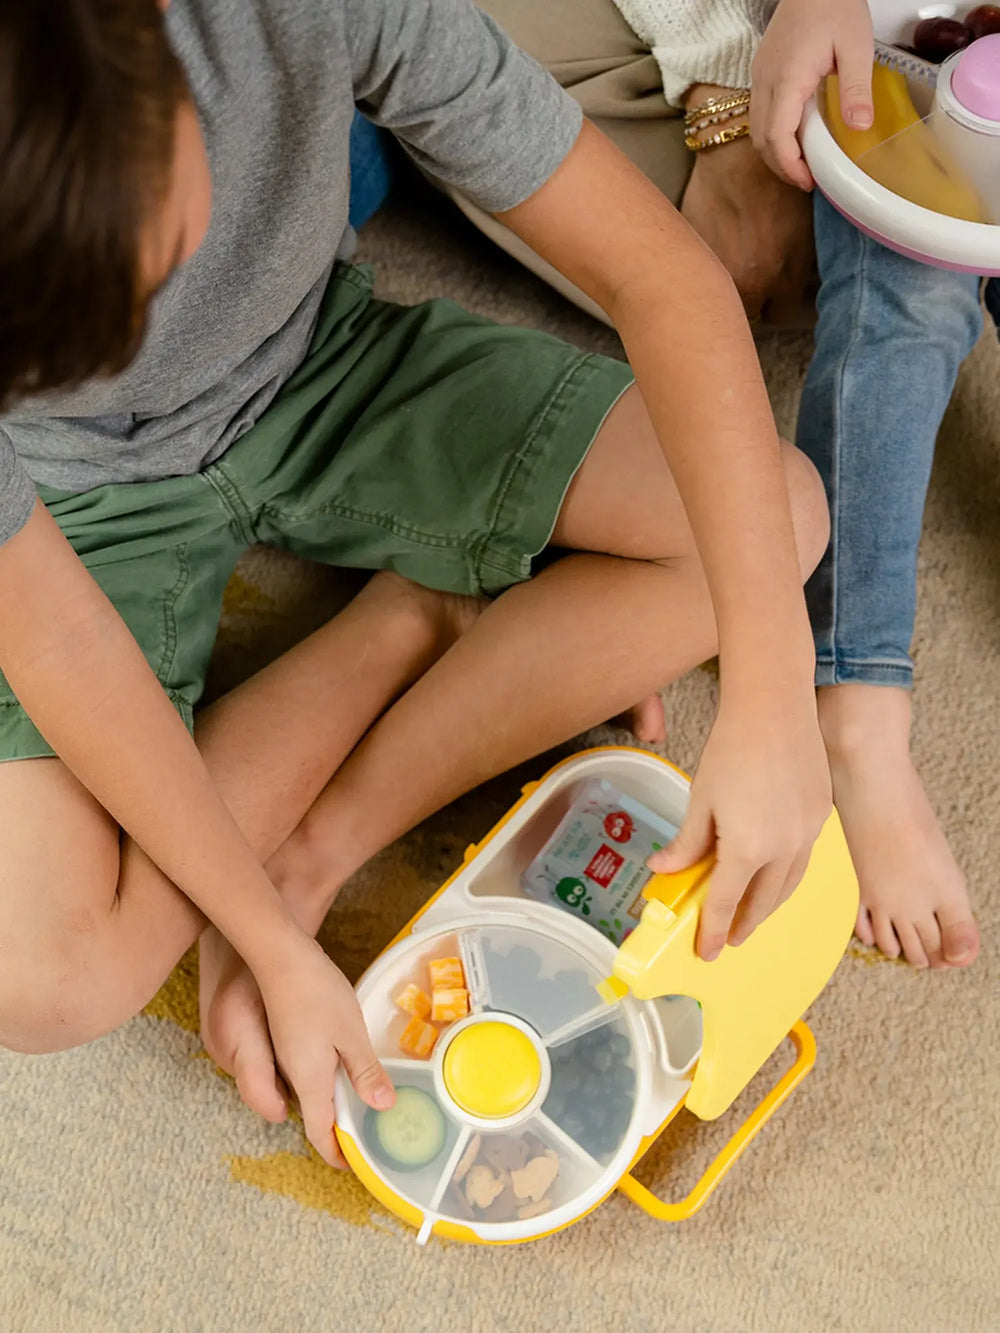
0, 446, 38, 549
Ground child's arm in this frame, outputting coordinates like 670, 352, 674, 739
750, 0, 874, 188
497, 120, 831, 959
0, 502, 394, 1158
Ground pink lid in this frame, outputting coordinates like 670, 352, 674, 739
952, 34, 1000, 121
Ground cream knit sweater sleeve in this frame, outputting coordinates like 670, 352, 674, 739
614, 0, 777, 108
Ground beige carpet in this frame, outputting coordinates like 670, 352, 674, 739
2, 188, 998, 1332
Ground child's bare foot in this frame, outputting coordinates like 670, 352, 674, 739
199, 926, 290, 1124
615, 692, 668, 744
818, 684, 980, 970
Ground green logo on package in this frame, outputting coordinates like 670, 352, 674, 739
555, 876, 592, 915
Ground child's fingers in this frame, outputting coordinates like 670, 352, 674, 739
343, 1052, 395, 1111
727, 862, 786, 945
647, 799, 712, 874
755, 82, 816, 190
775, 851, 812, 913
291, 1056, 345, 1169
834, 32, 875, 130
749, 81, 773, 158
696, 858, 754, 961
338, 1013, 396, 1112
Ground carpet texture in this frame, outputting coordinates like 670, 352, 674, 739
1, 189, 998, 1332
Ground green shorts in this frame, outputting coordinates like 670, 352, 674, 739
1, 264, 632, 762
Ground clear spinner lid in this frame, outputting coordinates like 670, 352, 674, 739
336, 918, 649, 1239
822, 38, 1000, 225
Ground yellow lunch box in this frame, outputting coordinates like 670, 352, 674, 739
334, 746, 858, 1245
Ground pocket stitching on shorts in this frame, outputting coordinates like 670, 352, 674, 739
154, 544, 192, 683
259, 498, 475, 551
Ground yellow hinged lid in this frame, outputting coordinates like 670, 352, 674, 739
607, 810, 858, 1121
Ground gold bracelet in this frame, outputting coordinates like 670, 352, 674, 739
684, 121, 751, 152
683, 90, 751, 128
686, 101, 751, 134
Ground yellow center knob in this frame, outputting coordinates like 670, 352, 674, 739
442, 1021, 542, 1119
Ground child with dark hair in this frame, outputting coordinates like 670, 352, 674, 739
0, 0, 830, 1165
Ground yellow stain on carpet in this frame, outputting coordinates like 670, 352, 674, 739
228, 1148, 395, 1232
143, 950, 392, 1233
144, 947, 201, 1033
847, 942, 907, 967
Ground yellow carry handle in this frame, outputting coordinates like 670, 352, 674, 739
616, 1022, 816, 1221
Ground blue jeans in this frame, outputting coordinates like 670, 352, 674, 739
797, 194, 984, 688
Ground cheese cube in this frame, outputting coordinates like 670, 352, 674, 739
399, 1015, 439, 1059
431, 987, 469, 1023
394, 983, 432, 1019
428, 956, 465, 991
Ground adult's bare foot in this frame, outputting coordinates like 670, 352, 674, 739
818, 684, 980, 970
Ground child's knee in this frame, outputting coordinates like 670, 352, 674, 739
0, 927, 144, 1056
781, 441, 830, 579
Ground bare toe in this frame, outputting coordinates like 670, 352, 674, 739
617, 693, 667, 745
893, 920, 929, 969
914, 916, 945, 971
232, 1028, 288, 1124
938, 909, 980, 968
200, 930, 288, 1122
854, 905, 875, 947
869, 909, 901, 960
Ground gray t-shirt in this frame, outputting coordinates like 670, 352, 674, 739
0, 0, 581, 547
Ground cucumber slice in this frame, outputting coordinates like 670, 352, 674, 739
366, 1086, 448, 1172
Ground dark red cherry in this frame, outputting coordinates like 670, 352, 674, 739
965, 5, 1000, 40
913, 16, 971, 61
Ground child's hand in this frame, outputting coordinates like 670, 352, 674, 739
750, 0, 874, 189
254, 927, 395, 1167
649, 693, 832, 960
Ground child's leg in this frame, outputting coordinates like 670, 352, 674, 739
0, 572, 480, 1054
798, 193, 983, 969
200, 385, 829, 1116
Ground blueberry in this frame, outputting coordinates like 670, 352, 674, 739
561, 1114, 586, 1140
587, 1105, 610, 1133
559, 1067, 582, 1094
608, 1111, 632, 1141
618, 1066, 636, 1093
504, 945, 542, 977
592, 1048, 613, 1074
609, 1033, 631, 1058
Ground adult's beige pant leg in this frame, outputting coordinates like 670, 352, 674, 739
447, 0, 690, 323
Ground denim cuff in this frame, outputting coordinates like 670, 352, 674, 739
815, 657, 914, 689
